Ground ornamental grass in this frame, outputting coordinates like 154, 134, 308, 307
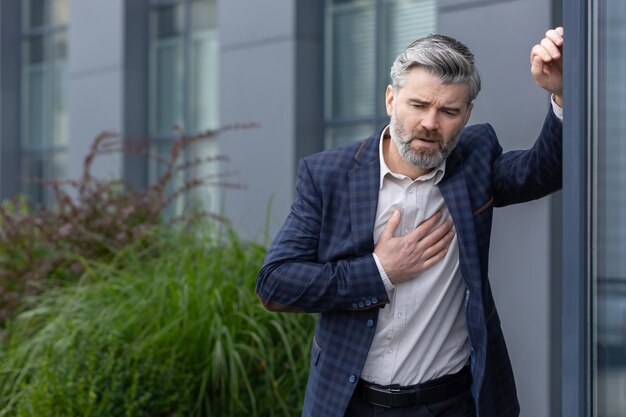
0, 225, 315, 417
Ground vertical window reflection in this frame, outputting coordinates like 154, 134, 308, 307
324, 0, 436, 148
189, 0, 218, 133
150, 0, 218, 136
20, 0, 68, 206
151, 4, 185, 136
594, 1, 626, 416
149, 0, 219, 215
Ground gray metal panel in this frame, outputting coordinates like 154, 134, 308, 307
440, 1, 555, 416
220, 0, 295, 50
550, 191, 563, 417
295, 0, 324, 161
439, 0, 520, 13
67, 0, 124, 182
219, 0, 325, 241
123, 0, 149, 190
68, 0, 123, 75
0, 0, 21, 199
67, 70, 124, 181
219, 38, 297, 241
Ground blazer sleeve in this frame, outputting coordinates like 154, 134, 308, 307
492, 108, 563, 206
256, 158, 389, 313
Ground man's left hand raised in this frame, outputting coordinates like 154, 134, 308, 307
531, 27, 564, 107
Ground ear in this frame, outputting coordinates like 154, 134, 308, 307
385, 85, 395, 117
463, 103, 474, 125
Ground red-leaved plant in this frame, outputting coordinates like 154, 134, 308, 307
0, 125, 252, 324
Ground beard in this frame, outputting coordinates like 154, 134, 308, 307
389, 109, 460, 170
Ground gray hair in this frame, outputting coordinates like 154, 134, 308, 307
390, 34, 481, 102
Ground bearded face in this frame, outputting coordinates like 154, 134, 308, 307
385, 68, 473, 172
389, 106, 461, 170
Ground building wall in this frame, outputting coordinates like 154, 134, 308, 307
67, 0, 124, 182
218, 1, 558, 416
64, 0, 553, 417
218, 0, 322, 241
438, 1, 557, 416
1, 1, 559, 415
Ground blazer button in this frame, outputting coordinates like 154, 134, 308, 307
358, 301, 365, 308
348, 374, 357, 383
366, 319, 374, 328
352, 303, 358, 309
365, 299, 372, 307
371, 297, 378, 304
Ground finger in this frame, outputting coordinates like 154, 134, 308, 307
421, 228, 455, 260
408, 211, 443, 241
545, 27, 564, 46
531, 44, 553, 64
416, 220, 454, 252
379, 210, 401, 242
555, 26, 564, 36
419, 246, 449, 271
531, 55, 545, 78
540, 37, 561, 60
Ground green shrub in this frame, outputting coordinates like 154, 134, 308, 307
0, 129, 239, 324
0, 226, 315, 417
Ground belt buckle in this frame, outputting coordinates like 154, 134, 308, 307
364, 384, 406, 408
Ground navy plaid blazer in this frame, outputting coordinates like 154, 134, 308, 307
256, 109, 562, 417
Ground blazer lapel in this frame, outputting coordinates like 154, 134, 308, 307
348, 133, 381, 254
439, 150, 482, 289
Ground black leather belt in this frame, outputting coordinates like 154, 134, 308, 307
356, 366, 471, 408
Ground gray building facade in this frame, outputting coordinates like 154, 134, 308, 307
2, 1, 625, 417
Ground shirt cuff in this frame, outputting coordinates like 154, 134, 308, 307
372, 253, 395, 294
551, 95, 563, 121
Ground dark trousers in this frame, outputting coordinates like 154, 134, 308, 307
344, 387, 475, 417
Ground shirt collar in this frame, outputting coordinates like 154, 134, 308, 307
378, 125, 447, 189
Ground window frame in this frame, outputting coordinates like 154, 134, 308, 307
17, 1, 69, 206
562, 0, 592, 416
323, 0, 437, 149
147, 0, 219, 215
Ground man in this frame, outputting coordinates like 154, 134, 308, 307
256, 27, 564, 417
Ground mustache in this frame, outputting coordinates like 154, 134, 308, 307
401, 129, 443, 143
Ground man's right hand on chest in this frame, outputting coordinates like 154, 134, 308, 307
373, 210, 455, 284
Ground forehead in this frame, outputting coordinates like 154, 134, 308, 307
397, 67, 470, 106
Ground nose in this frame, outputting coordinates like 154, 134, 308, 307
420, 109, 439, 131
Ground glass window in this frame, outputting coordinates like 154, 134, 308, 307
20, 0, 69, 207
592, 1, 626, 416
149, 0, 219, 215
324, 0, 436, 148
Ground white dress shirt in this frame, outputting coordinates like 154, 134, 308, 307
361, 129, 469, 386
362, 99, 563, 386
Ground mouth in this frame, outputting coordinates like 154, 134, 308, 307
413, 137, 438, 148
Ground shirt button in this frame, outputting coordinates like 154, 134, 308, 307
366, 319, 374, 328
348, 374, 357, 383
